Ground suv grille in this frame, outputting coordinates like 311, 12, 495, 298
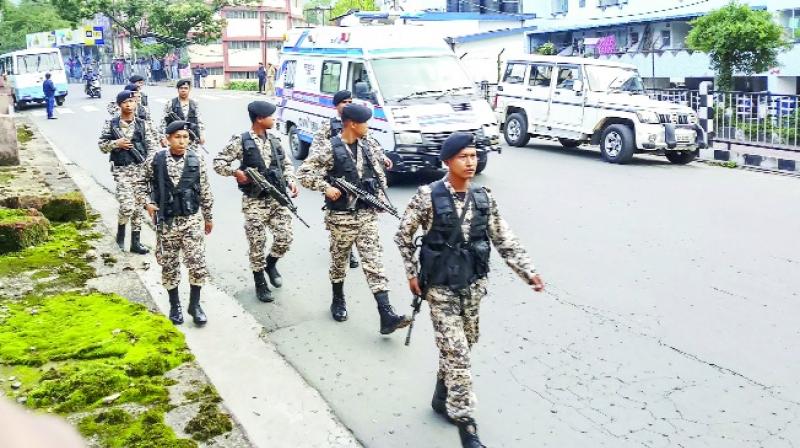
450, 102, 472, 112
658, 113, 691, 125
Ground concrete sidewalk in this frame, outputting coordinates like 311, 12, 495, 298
699, 141, 799, 173
37, 124, 362, 448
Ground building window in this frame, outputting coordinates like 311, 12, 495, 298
599, 0, 620, 6
529, 64, 553, 88
265, 12, 286, 21
661, 29, 671, 48
226, 10, 259, 19
267, 41, 283, 49
579, 0, 586, 6
320, 60, 342, 94
206, 67, 223, 76
230, 71, 259, 79
552, 0, 568, 14
229, 41, 261, 50
502, 63, 527, 85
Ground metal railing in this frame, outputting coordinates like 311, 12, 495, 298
649, 88, 800, 150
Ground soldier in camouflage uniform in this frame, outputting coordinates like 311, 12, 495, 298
394, 132, 545, 448
142, 120, 213, 326
297, 103, 409, 335
107, 83, 151, 123
98, 90, 160, 254
311, 90, 359, 269
159, 79, 205, 148
213, 101, 298, 303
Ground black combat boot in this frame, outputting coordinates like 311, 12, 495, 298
457, 419, 486, 448
330, 282, 347, 322
374, 291, 411, 335
116, 224, 126, 250
187, 285, 207, 326
349, 251, 359, 268
432, 377, 448, 416
130, 230, 150, 254
265, 255, 283, 288
253, 271, 273, 302
167, 288, 183, 325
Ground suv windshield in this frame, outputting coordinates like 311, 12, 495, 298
371, 56, 474, 101
585, 66, 645, 94
16, 52, 61, 75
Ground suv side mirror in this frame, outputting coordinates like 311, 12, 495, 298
572, 80, 584, 93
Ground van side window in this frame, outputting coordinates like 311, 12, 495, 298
283, 60, 297, 89
556, 65, 581, 90
528, 64, 553, 88
321, 61, 342, 94
502, 63, 527, 85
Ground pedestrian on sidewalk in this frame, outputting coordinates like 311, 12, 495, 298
257, 62, 267, 94
394, 132, 545, 448
142, 120, 214, 327
213, 101, 299, 303
43, 73, 57, 119
193, 65, 203, 88
297, 104, 410, 335
98, 90, 160, 255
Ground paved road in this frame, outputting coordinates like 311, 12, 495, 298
21, 85, 800, 447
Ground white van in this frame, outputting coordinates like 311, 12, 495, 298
0, 48, 69, 110
275, 26, 501, 175
495, 55, 706, 164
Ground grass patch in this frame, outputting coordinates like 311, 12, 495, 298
0, 208, 50, 254
16, 125, 33, 144
79, 408, 198, 448
185, 402, 233, 442
0, 219, 97, 292
0, 293, 193, 413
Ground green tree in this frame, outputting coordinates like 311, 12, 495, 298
0, 0, 71, 53
330, 0, 377, 22
304, 0, 332, 25
686, 1, 791, 91
47, 0, 255, 46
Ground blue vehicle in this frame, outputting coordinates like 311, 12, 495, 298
0, 48, 69, 110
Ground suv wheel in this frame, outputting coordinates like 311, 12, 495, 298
600, 124, 635, 164
558, 138, 582, 148
665, 151, 696, 165
289, 125, 310, 160
503, 113, 530, 147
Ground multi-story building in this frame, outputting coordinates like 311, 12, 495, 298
188, 0, 306, 88
523, 0, 800, 93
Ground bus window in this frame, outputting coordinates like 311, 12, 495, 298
16, 52, 61, 75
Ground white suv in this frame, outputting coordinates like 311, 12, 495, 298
495, 55, 706, 164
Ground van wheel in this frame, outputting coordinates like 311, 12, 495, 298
558, 138, 581, 148
12, 95, 23, 111
289, 126, 310, 160
476, 156, 487, 174
600, 124, 635, 164
56, 97, 64, 106
665, 150, 696, 165
503, 113, 530, 147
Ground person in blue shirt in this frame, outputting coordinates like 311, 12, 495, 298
257, 62, 267, 94
43, 73, 57, 120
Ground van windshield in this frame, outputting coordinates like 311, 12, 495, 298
16, 52, 62, 75
371, 56, 474, 101
585, 66, 644, 94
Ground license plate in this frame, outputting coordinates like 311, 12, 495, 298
676, 131, 694, 143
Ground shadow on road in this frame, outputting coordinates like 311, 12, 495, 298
519, 141, 678, 167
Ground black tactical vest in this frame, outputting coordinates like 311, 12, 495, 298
325, 136, 379, 212
237, 132, 286, 198
418, 180, 491, 292
106, 117, 148, 167
329, 117, 343, 138
167, 98, 200, 138
152, 150, 201, 222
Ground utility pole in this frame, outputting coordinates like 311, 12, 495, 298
263, 13, 271, 65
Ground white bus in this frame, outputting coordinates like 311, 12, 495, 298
0, 48, 69, 109
275, 26, 501, 175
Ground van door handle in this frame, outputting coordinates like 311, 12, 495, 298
554, 91, 561, 95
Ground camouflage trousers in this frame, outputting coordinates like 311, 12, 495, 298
112, 164, 145, 231
427, 278, 487, 422
325, 209, 388, 293
243, 196, 294, 272
155, 213, 209, 290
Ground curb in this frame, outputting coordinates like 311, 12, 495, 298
699, 146, 798, 174
37, 127, 363, 448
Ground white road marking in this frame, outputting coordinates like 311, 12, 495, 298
58, 107, 75, 114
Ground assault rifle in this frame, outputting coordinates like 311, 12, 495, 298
110, 125, 145, 164
404, 294, 424, 346
244, 167, 310, 228
328, 177, 401, 219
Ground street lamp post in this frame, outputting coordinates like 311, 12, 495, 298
263, 13, 271, 66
